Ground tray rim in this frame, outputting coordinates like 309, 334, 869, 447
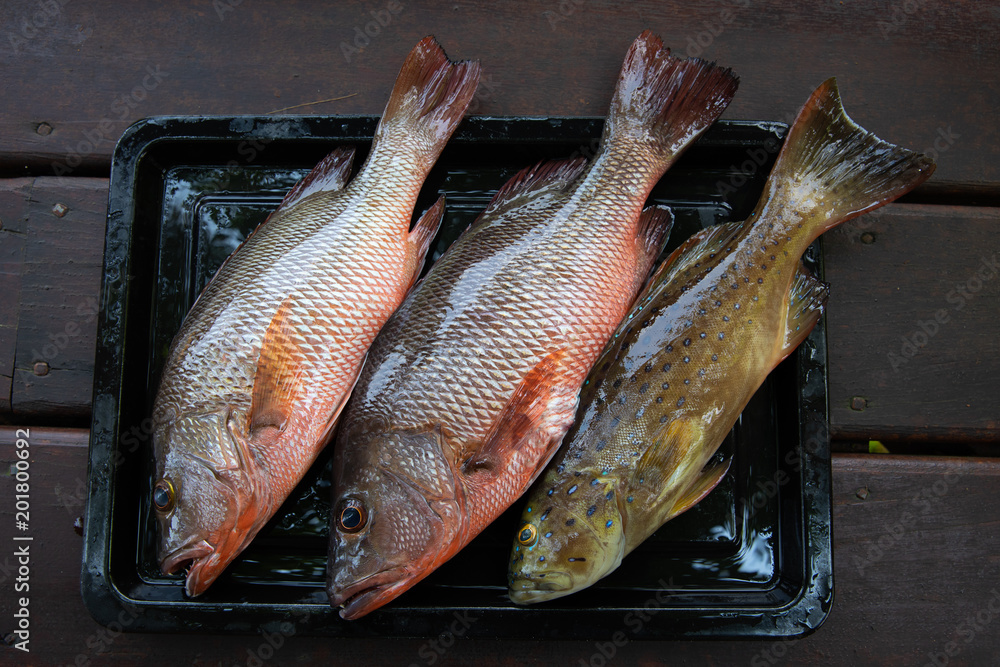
83, 114, 833, 640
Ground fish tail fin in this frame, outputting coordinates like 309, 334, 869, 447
600, 31, 738, 191
758, 78, 935, 244
369, 36, 481, 177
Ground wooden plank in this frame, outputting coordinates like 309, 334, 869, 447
0, 233, 25, 414
823, 454, 1000, 666
825, 204, 1000, 443
0, 0, 996, 189
1, 428, 998, 664
2, 177, 107, 421
0, 179, 33, 413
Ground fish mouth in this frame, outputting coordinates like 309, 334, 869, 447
161, 540, 214, 575
329, 566, 413, 620
508, 571, 576, 605
160, 540, 219, 597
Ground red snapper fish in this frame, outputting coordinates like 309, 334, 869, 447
507, 78, 935, 603
150, 37, 480, 596
327, 31, 739, 619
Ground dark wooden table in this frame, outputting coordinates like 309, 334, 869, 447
1, 2, 998, 665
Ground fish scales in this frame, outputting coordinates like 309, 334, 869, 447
328, 31, 740, 619
540, 220, 786, 546
508, 77, 935, 604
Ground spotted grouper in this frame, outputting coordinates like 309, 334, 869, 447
327, 31, 739, 619
508, 77, 935, 604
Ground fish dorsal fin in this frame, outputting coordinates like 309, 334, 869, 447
278, 146, 356, 211
463, 349, 569, 476
659, 221, 742, 287
480, 158, 588, 218
632, 221, 743, 311
667, 456, 732, 520
780, 263, 829, 360
404, 196, 446, 292
186, 151, 354, 312
249, 300, 304, 437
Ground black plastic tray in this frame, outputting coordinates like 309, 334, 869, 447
83, 115, 833, 639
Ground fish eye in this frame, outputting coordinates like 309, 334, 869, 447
517, 523, 538, 547
337, 500, 368, 533
152, 479, 175, 513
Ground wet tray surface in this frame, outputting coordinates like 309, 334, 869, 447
84, 115, 833, 639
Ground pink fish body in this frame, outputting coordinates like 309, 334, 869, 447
151, 37, 480, 596
328, 32, 740, 619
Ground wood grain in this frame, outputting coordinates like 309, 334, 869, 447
0, 178, 107, 422
0, 0, 996, 189
825, 204, 1000, 443
1, 429, 997, 666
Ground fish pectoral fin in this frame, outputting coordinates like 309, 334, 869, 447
630, 205, 674, 295
249, 299, 303, 436
404, 196, 446, 292
667, 455, 732, 520
779, 263, 829, 360
278, 147, 355, 210
635, 418, 730, 519
462, 349, 569, 477
632, 417, 699, 491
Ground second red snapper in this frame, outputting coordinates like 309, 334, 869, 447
328, 31, 739, 619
